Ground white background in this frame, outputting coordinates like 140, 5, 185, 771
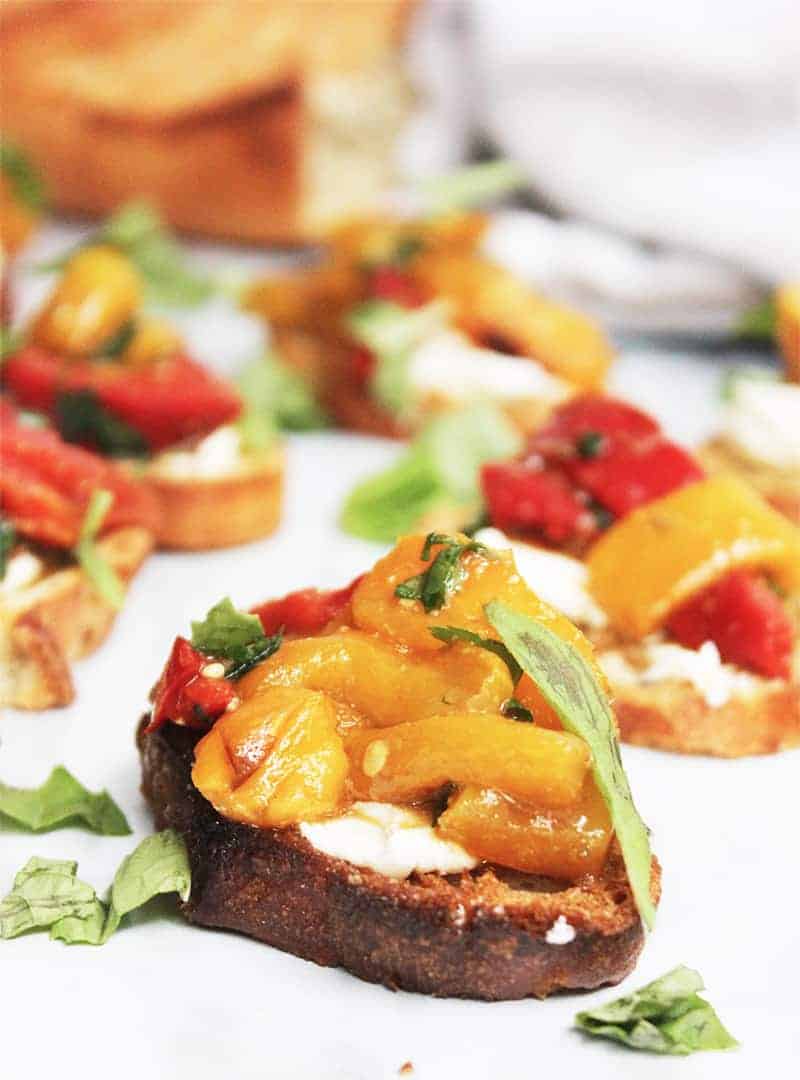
2, 226, 798, 1079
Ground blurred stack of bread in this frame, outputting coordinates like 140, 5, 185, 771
1, 0, 417, 243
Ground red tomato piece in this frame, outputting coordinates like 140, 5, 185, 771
666, 570, 794, 680
3, 346, 241, 451
0, 400, 161, 548
147, 636, 235, 733
252, 576, 365, 637
481, 461, 596, 544
368, 266, 426, 309
349, 345, 376, 386
533, 394, 660, 448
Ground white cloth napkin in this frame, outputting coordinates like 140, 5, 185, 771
402, 0, 800, 332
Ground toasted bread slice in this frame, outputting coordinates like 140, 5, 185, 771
699, 439, 800, 526
1, 526, 153, 709
139, 720, 660, 1000
144, 445, 284, 551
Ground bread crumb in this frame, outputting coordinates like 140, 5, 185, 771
398, 1063, 414, 1076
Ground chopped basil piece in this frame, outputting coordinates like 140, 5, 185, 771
55, 388, 149, 458
74, 489, 126, 609
340, 403, 520, 542
0, 140, 46, 211
391, 235, 425, 264
501, 698, 534, 723
735, 298, 775, 342
486, 601, 655, 930
191, 597, 282, 679
0, 518, 15, 580
0, 767, 130, 835
417, 160, 526, 213
93, 317, 138, 360
430, 625, 522, 685
39, 202, 214, 307
395, 534, 487, 613
0, 831, 191, 944
576, 431, 604, 459
575, 966, 738, 1055
237, 352, 327, 437
1, 325, 24, 363
589, 501, 614, 531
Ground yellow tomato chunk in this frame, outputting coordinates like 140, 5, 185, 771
346, 713, 591, 807
588, 474, 800, 639
237, 631, 513, 728
31, 245, 142, 356
192, 686, 348, 828
438, 779, 612, 880
777, 283, 800, 383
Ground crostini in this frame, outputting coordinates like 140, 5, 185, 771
474, 395, 800, 757
0, 398, 157, 708
244, 214, 614, 438
2, 245, 284, 550
700, 290, 800, 526
139, 533, 659, 1000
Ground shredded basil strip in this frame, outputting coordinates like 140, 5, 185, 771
429, 625, 522, 685
93, 318, 138, 360
73, 489, 126, 609
575, 966, 739, 1055
191, 597, 283, 678
0, 518, 15, 581
55, 388, 150, 458
501, 698, 534, 723
486, 601, 656, 930
395, 534, 487, 613
0, 140, 47, 211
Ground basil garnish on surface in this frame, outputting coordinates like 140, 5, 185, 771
191, 597, 282, 679
236, 352, 327, 441
0, 140, 47, 211
74, 489, 126, 609
0, 767, 130, 835
0, 518, 15, 580
55, 388, 150, 458
416, 160, 526, 213
0, 831, 191, 944
486, 601, 656, 930
575, 966, 738, 1055
396, 534, 487, 613
501, 698, 534, 723
430, 625, 522, 685
93, 318, 138, 360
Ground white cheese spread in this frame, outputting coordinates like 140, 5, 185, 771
299, 802, 477, 879
545, 915, 576, 945
475, 528, 608, 628
0, 551, 44, 595
722, 376, 800, 469
150, 425, 243, 479
407, 330, 571, 406
600, 638, 763, 709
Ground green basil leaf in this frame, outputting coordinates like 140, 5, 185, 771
100, 830, 191, 942
430, 625, 522, 685
73, 489, 126, 609
0, 766, 130, 835
735, 299, 775, 342
0, 518, 15, 580
93, 317, 138, 360
501, 697, 534, 722
39, 202, 214, 307
236, 352, 327, 439
575, 966, 739, 1055
417, 160, 526, 213
339, 403, 520, 542
1, 831, 191, 945
485, 601, 656, 930
395, 534, 487, 613
0, 140, 46, 211
1, 325, 24, 363
191, 597, 282, 677
0, 858, 102, 940
55, 388, 150, 458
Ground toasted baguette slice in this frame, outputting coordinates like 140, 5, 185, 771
1, 526, 153, 709
139, 720, 660, 1000
699, 439, 800, 527
144, 445, 284, 551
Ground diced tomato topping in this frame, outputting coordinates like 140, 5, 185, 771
568, 439, 705, 517
666, 571, 794, 680
368, 266, 426, 309
146, 636, 236, 733
3, 346, 241, 451
252, 576, 365, 637
534, 394, 660, 446
349, 345, 376, 386
481, 461, 596, 545
0, 399, 160, 548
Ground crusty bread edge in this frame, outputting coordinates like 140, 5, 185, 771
139, 720, 659, 1000
0, 526, 153, 709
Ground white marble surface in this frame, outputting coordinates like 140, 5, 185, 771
2, 225, 797, 1079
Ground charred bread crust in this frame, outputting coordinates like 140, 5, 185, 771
138, 720, 660, 1000
0, 526, 152, 709
698, 440, 800, 526
143, 448, 284, 551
